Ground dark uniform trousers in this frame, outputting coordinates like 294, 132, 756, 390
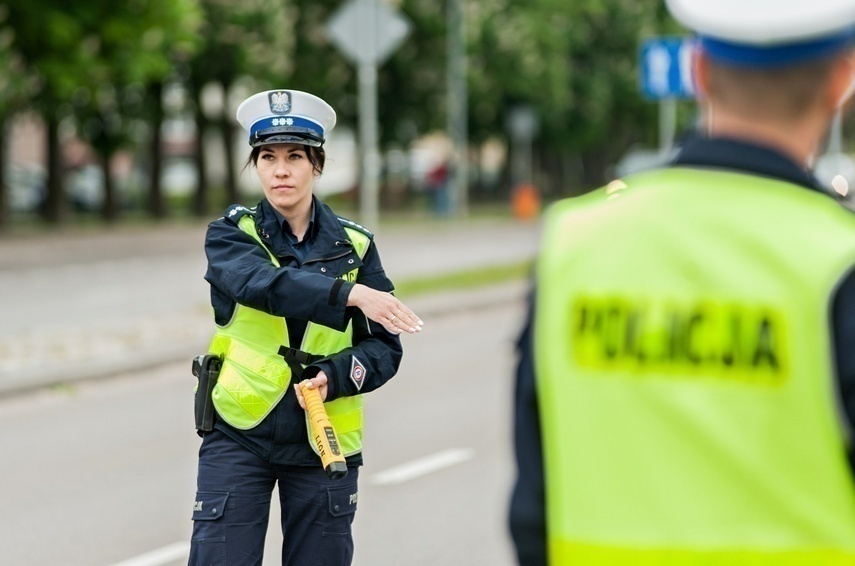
190, 429, 359, 566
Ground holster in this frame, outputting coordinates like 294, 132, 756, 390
192, 354, 221, 435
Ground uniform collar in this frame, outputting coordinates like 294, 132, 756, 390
256, 197, 353, 261
266, 199, 318, 243
672, 136, 825, 192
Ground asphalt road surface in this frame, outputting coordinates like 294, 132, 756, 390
0, 300, 523, 566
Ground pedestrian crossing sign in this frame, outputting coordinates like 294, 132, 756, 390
639, 36, 696, 100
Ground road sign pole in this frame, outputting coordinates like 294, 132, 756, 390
358, 62, 380, 232
659, 97, 677, 156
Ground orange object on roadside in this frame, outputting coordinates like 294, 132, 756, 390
512, 183, 541, 220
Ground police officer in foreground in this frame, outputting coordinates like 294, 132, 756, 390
189, 89, 422, 565
510, 0, 855, 563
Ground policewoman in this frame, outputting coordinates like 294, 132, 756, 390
190, 89, 422, 565
510, 0, 855, 563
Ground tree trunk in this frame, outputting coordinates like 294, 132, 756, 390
193, 99, 209, 217
100, 152, 117, 223
148, 81, 165, 219
0, 115, 8, 232
42, 114, 66, 224
221, 83, 238, 206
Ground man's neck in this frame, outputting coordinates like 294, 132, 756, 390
707, 109, 829, 167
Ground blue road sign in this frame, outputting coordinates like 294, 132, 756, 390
639, 37, 696, 100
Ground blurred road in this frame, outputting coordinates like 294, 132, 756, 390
0, 215, 540, 395
0, 213, 539, 564
0, 297, 523, 566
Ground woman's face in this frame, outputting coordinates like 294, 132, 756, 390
256, 143, 316, 217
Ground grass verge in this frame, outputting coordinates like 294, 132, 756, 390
394, 258, 534, 298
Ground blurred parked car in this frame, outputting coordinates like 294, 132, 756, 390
67, 165, 104, 211
5, 163, 45, 213
161, 157, 198, 197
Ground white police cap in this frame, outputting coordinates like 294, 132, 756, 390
667, 0, 855, 66
235, 89, 336, 147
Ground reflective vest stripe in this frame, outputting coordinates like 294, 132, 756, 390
210, 334, 292, 429
552, 540, 855, 565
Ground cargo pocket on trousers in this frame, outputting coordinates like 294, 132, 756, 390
320, 485, 357, 564
190, 491, 229, 565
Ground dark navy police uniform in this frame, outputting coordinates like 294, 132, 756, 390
190, 197, 402, 565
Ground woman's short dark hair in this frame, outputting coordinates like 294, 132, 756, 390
244, 143, 326, 175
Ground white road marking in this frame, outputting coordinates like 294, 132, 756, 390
110, 541, 190, 566
371, 448, 475, 486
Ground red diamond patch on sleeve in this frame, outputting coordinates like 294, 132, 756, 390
350, 356, 366, 391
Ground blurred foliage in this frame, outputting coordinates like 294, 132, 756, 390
0, 0, 683, 226
190, 0, 293, 91
1, 0, 202, 222
186, 0, 294, 211
468, 0, 681, 188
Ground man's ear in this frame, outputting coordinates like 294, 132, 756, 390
693, 47, 712, 100
830, 51, 855, 110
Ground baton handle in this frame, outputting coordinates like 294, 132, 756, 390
301, 383, 348, 480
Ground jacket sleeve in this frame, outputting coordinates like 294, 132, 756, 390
204, 218, 353, 331
832, 268, 855, 452
305, 238, 403, 401
509, 288, 547, 566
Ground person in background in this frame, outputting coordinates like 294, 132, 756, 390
190, 89, 422, 565
510, 0, 855, 563
425, 158, 451, 216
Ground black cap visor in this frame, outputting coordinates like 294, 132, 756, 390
251, 126, 324, 148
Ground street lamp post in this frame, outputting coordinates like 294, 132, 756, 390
447, 0, 468, 217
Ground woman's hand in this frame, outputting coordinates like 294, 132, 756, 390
346, 283, 423, 335
293, 372, 329, 409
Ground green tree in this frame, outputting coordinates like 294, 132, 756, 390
283, 1, 353, 119
81, 0, 201, 221
379, 0, 449, 144
0, 6, 37, 230
284, 0, 450, 146
282, 0, 448, 205
3, 0, 200, 224
4, 1, 109, 223
187, 0, 292, 216
469, 0, 678, 193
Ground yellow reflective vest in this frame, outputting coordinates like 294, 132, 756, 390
535, 167, 855, 563
209, 214, 371, 457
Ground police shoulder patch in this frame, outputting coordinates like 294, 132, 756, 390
350, 355, 367, 391
222, 204, 257, 225
337, 216, 374, 239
